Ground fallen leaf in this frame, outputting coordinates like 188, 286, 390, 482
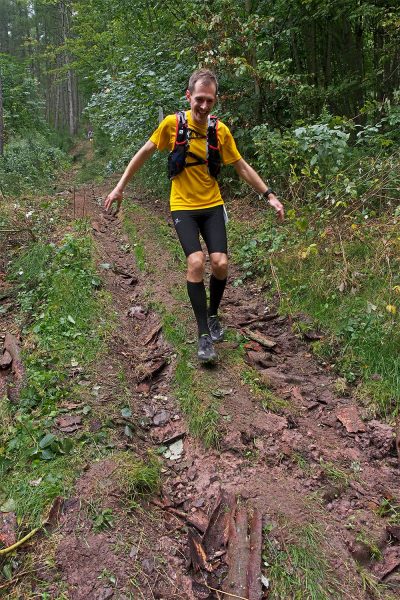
56, 415, 82, 432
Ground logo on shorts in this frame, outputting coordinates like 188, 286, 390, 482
174, 218, 181, 225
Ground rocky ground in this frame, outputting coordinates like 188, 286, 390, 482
1, 176, 400, 599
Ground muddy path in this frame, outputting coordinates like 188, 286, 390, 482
5, 178, 399, 599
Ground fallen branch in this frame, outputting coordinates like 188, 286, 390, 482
0, 526, 40, 556
206, 584, 249, 600
242, 328, 276, 349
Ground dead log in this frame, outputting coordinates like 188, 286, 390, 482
223, 506, 249, 597
247, 509, 263, 600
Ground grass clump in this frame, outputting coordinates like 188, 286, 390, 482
241, 368, 287, 413
115, 452, 161, 503
161, 310, 221, 448
124, 203, 185, 269
263, 523, 342, 599
319, 459, 351, 489
122, 211, 147, 272
0, 230, 108, 531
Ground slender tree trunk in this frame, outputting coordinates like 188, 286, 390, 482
245, 0, 262, 123
60, 0, 77, 134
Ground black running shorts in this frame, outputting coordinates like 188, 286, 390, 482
171, 205, 228, 257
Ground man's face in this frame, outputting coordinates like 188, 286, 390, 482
186, 80, 217, 125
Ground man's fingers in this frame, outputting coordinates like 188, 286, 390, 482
104, 196, 113, 211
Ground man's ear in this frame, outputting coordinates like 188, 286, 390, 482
185, 89, 191, 101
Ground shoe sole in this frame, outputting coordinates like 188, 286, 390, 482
198, 353, 217, 364
210, 333, 224, 343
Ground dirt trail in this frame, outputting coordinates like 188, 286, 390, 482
8, 178, 399, 599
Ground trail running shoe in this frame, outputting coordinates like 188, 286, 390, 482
208, 315, 224, 342
197, 334, 217, 363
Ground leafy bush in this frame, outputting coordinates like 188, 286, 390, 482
252, 117, 351, 190
0, 135, 69, 195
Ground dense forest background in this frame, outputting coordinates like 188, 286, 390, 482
1, 0, 400, 416
1, 0, 400, 184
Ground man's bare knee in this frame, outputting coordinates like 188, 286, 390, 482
210, 253, 228, 279
187, 251, 205, 282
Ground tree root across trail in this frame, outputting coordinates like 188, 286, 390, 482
4, 185, 399, 599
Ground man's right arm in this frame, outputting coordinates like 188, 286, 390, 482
105, 140, 157, 211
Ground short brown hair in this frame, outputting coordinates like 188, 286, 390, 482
188, 69, 218, 94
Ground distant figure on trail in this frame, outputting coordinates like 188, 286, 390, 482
105, 69, 284, 363
87, 126, 93, 141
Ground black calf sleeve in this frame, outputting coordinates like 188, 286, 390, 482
209, 274, 227, 316
187, 281, 209, 337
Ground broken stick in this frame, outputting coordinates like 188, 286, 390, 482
242, 328, 276, 349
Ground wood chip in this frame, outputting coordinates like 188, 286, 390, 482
186, 509, 209, 535
143, 323, 162, 346
203, 492, 235, 557
336, 405, 366, 433
4, 333, 25, 401
0, 350, 12, 369
188, 527, 213, 573
135, 356, 167, 382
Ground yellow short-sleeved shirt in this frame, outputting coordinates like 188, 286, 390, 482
149, 110, 242, 211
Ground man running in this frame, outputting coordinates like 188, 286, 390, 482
105, 69, 284, 363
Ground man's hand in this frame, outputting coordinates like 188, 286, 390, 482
104, 188, 123, 213
268, 195, 284, 222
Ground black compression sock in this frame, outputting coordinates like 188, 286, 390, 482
187, 280, 209, 337
209, 274, 227, 316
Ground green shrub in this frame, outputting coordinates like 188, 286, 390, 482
0, 135, 69, 196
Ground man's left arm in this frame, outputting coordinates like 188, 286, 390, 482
233, 158, 284, 221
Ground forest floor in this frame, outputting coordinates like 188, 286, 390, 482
1, 145, 400, 599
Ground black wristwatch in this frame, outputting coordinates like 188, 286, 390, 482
263, 188, 275, 198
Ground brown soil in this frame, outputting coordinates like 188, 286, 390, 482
3, 167, 400, 599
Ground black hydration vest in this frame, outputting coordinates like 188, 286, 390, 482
167, 111, 221, 180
